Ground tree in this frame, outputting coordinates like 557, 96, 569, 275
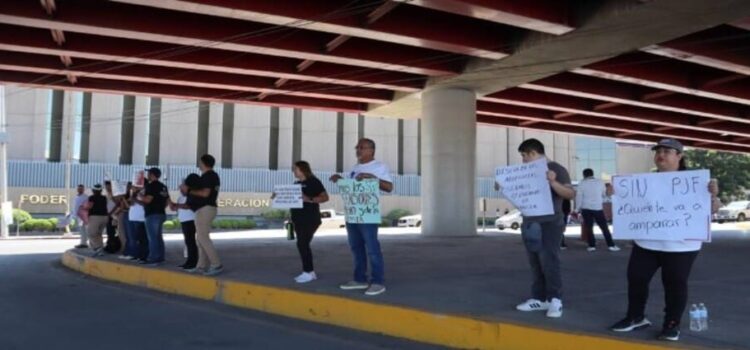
685, 149, 750, 202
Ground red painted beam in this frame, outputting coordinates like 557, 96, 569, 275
112, 0, 511, 59
476, 101, 750, 149
480, 88, 750, 137
0, 70, 366, 113
522, 72, 750, 123
0, 0, 462, 76
0, 50, 394, 104
0, 24, 424, 92
574, 52, 750, 105
400, 0, 574, 35
477, 115, 750, 154
643, 25, 750, 75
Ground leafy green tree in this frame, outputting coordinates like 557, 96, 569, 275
685, 149, 750, 202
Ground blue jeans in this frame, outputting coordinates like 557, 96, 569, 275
345, 223, 384, 284
145, 214, 166, 263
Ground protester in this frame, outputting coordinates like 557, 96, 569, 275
128, 185, 148, 262
330, 138, 393, 296
86, 184, 109, 257
282, 161, 329, 283
170, 175, 199, 270
188, 154, 223, 276
610, 139, 721, 342
103, 181, 121, 254
139, 167, 169, 266
115, 182, 135, 260
576, 168, 620, 252
72, 184, 89, 249
496, 138, 575, 318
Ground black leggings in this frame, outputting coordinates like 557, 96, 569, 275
181, 221, 198, 268
626, 244, 699, 326
294, 222, 320, 273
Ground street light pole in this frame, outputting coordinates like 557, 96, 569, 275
63, 92, 74, 236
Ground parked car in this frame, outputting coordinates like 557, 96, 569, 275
496, 210, 522, 230
716, 201, 750, 223
319, 209, 346, 229
397, 214, 422, 227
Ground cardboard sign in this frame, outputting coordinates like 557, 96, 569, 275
612, 170, 711, 241
495, 158, 554, 217
338, 179, 381, 224
132, 170, 145, 187
272, 184, 304, 209
112, 180, 128, 197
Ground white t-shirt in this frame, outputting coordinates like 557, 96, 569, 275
348, 160, 393, 183
634, 240, 702, 252
575, 177, 605, 211
129, 203, 145, 222
71, 194, 88, 219
177, 195, 195, 223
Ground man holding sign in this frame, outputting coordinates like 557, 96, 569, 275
496, 139, 575, 318
610, 139, 721, 342
330, 138, 393, 296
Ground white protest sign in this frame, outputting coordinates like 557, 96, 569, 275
112, 180, 128, 197
272, 184, 304, 209
612, 170, 711, 241
132, 170, 145, 187
495, 158, 554, 217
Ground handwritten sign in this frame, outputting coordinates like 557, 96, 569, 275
495, 158, 554, 217
112, 180, 128, 197
612, 170, 711, 241
132, 170, 145, 187
272, 184, 303, 209
338, 179, 381, 224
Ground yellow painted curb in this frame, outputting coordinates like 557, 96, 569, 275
62, 250, 691, 350
738, 222, 750, 230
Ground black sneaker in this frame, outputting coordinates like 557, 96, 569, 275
74, 244, 88, 249
611, 316, 652, 332
658, 321, 680, 341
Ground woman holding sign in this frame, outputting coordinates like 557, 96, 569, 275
610, 139, 721, 342
285, 161, 329, 283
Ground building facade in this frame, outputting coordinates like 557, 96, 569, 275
4, 87, 653, 216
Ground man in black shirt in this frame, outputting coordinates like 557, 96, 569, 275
188, 154, 223, 276
140, 167, 169, 266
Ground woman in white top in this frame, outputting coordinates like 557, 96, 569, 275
128, 186, 148, 262
170, 175, 198, 270
610, 139, 721, 342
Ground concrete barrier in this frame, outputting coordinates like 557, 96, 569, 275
62, 250, 687, 350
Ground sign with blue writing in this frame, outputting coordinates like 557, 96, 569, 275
495, 158, 554, 217
612, 170, 711, 241
338, 179, 381, 224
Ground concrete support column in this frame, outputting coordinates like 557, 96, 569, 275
421, 88, 477, 236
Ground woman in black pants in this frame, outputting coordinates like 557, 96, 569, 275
610, 139, 721, 341
170, 175, 200, 270
279, 161, 329, 284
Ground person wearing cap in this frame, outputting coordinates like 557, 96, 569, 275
139, 167, 170, 266
86, 183, 110, 256
187, 154, 223, 276
610, 138, 722, 341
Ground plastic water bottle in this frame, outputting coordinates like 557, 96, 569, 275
698, 303, 709, 331
689, 304, 701, 332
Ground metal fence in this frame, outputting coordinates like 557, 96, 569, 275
7, 161, 503, 198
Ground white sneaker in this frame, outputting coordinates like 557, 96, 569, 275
587, 246, 597, 252
608, 246, 621, 252
294, 272, 317, 283
117, 255, 132, 260
516, 299, 550, 312
547, 298, 563, 318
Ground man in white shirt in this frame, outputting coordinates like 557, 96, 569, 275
72, 184, 89, 248
575, 169, 619, 252
330, 138, 393, 296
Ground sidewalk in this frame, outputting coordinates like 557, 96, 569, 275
63, 226, 750, 349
